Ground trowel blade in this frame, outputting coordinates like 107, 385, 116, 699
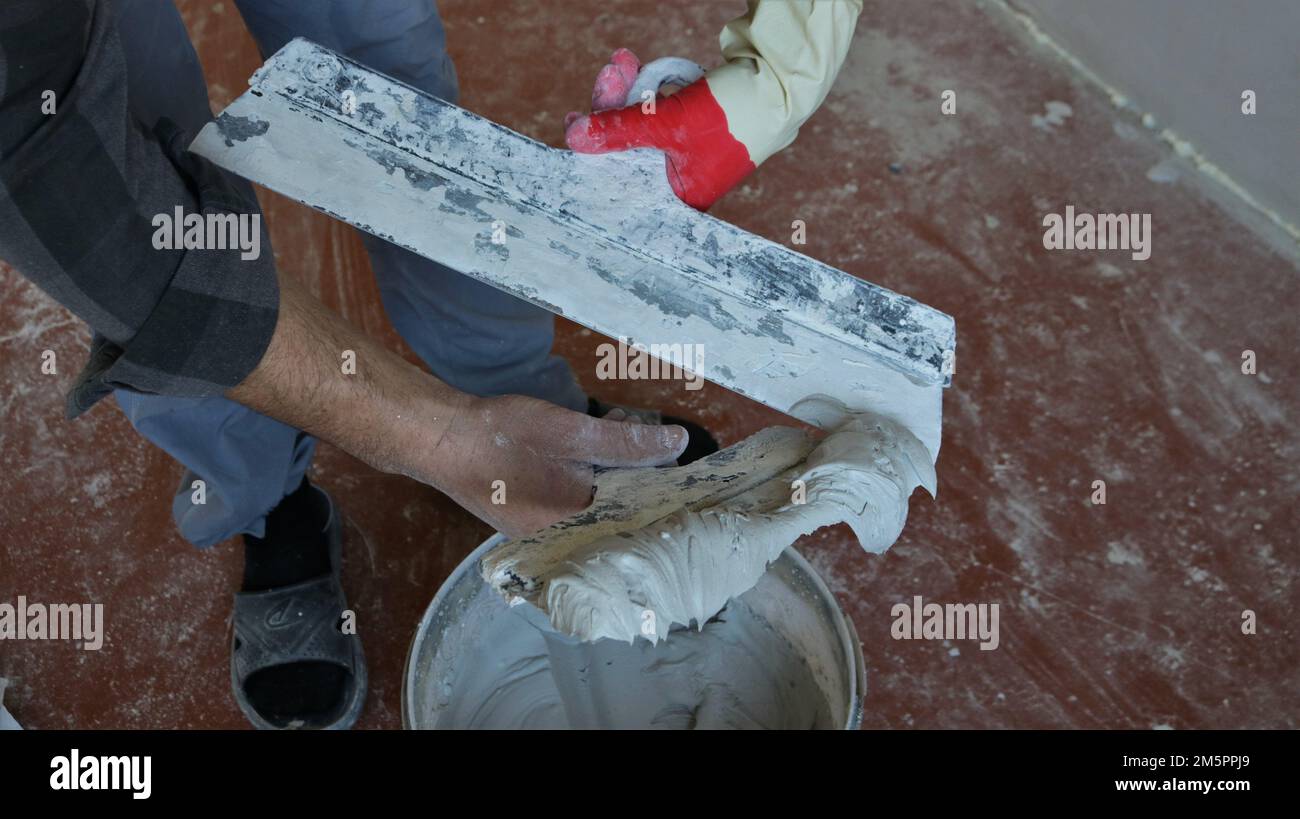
191, 39, 955, 430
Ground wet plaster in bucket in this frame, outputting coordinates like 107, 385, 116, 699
455, 378, 938, 727
432, 592, 836, 729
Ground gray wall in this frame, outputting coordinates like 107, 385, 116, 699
1013, 0, 1300, 228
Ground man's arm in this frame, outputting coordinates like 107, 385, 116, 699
227, 269, 466, 483
232, 269, 687, 537
709, 0, 865, 165
1, 1, 687, 537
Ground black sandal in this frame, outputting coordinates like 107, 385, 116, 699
230, 491, 367, 729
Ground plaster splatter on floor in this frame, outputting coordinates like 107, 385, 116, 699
1, 0, 1296, 729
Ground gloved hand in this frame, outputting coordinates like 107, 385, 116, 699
563, 2, 863, 211
563, 48, 754, 211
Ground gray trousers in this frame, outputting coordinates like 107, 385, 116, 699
112, 0, 586, 547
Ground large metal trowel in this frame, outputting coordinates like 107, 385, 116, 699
191, 39, 955, 435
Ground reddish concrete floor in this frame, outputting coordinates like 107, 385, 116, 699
1, 1, 1296, 729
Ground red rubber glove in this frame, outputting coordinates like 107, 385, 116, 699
564, 49, 755, 211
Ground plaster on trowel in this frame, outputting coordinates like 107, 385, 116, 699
191, 39, 956, 642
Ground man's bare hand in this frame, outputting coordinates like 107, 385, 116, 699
426, 394, 686, 538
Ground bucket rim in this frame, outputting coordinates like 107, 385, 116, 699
401, 533, 867, 729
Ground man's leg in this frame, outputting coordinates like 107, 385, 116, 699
111, 0, 316, 547
114, 393, 314, 547
233, 0, 589, 411
111, 1, 358, 729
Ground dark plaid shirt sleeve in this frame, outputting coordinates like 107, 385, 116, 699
0, 0, 278, 417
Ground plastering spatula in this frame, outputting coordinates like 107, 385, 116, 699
190, 39, 955, 430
